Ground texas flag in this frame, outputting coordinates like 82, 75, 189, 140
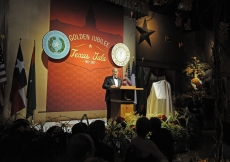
10, 44, 27, 116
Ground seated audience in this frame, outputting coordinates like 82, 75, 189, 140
58, 133, 95, 162
150, 117, 174, 162
88, 120, 114, 162
46, 125, 69, 154
0, 119, 39, 162
125, 116, 168, 162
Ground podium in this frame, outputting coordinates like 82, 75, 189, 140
110, 86, 143, 118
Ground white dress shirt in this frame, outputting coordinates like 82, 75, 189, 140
113, 77, 118, 87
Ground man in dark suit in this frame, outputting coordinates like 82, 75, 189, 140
102, 68, 122, 120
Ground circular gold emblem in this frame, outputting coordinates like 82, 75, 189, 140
111, 43, 130, 66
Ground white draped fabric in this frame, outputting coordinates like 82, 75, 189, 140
147, 80, 174, 117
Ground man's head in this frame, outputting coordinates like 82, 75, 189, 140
71, 122, 88, 135
66, 133, 95, 162
150, 117, 162, 131
88, 120, 105, 141
112, 68, 119, 78
136, 116, 150, 138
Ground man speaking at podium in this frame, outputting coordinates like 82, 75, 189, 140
102, 68, 122, 121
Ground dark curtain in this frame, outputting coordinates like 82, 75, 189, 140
0, 0, 9, 115
0, 0, 8, 43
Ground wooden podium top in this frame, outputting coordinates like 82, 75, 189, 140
119, 86, 144, 90
110, 86, 144, 91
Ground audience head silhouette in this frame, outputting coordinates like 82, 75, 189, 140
12, 118, 30, 131
136, 116, 150, 138
72, 122, 88, 135
66, 133, 95, 162
46, 125, 64, 138
150, 117, 162, 131
88, 120, 105, 140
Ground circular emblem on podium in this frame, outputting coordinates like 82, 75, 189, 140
111, 43, 130, 66
42, 30, 70, 59
124, 91, 133, 100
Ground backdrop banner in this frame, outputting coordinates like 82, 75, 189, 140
47, 0, 123, 112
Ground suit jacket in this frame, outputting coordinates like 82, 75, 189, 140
102, 76, 122, 101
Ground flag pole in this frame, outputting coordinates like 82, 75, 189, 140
32, 40, 36, 121
15, 38, 21, 120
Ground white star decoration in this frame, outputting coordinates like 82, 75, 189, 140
54, 42, 60, 48
89, 44, 92, 48
15, 59, 25, 73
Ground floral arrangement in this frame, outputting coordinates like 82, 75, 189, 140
103, 112, 192, 156
103, 113, 138, 157
172, 91, 213, 110
183, 57, 212, 91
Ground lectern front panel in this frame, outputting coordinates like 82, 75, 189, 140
121, 90, 134, 101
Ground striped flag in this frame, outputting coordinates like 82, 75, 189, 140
122, 62, 131, 86
10, 43, 27, 116
0, 44, 7, 110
